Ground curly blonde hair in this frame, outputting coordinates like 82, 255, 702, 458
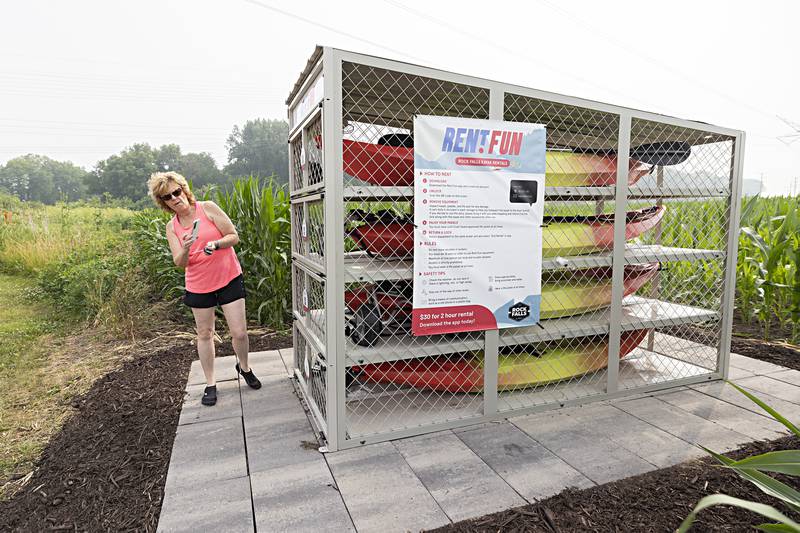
147, 171, 196, 212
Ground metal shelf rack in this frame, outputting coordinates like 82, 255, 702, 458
287, 46, 744, 451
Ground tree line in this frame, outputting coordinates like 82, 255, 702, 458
0, 118, 288, 205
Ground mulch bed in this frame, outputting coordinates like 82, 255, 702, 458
0, 331, 292, 533
430, 435, 800, 533
730, 336, 800, 371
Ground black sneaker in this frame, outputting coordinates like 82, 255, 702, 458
201, 385, 217, 406
235, 363, 262, 390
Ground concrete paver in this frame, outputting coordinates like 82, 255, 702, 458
690, 380, 800, 420
158, 475, 253, 533
726, 365, 757, 380
456, 422, 594, 502
394, 431, 526, 522
160, 349, 800, 532
655, 388, 788, 441
614, 396, 753, 452
244, 407, 320, 474
251, 460, 354, 532
179, 380, 241, 426
164, 416, 247, 491
248, 349, 291, 377
767, 369, 800, 387
511, 408, 657, 485
186, 355, 239, 387
729, 353, 788, 375
735, 374, 800, 404
241, 374, 302, 415
326, 441, 450, 533
564, 403, 704, 468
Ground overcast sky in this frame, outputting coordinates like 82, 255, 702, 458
2, 0, 799, 195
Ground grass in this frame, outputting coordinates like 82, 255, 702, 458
0, 204, 132, 274
0, 273, 144, 496
0, 274, 63, 483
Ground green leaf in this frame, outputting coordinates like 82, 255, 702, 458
728, 450, 800, 476
742, 226, 769, 258
677, 494, 800, 533
740, 193, 761, 223
702, 446, 800, 513
727, 381, 800, 437
756, 524, 800, 532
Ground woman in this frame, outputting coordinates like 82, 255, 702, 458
147, 171, 261, 406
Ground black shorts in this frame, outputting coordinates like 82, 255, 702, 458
184, 274, 246, 308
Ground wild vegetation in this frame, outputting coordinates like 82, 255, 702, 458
3, 190, 798, 341
0, 177, 290, 484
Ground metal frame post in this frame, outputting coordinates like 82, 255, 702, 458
606, 113, 632, 393
481, 85, 505, 416
718, 133, 746, 379
647, 165, 664, 351
322, 47, 346, 451
287, 110, 300, 377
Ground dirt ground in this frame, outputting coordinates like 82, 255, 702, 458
0, 330, 291, 533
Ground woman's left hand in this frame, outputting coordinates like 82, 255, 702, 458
203, 240, 218, 255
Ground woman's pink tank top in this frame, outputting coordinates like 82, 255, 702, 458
172, 202, 242, 293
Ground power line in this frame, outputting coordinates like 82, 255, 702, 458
242, 0, 431, 66
384, 0, 799, 140
777, 116, 800, 146
381, 0, 672, 114
1, 71, 271, 92
532, 0, 794, 126
0, 89, 276, 105
0, 117, 240, 132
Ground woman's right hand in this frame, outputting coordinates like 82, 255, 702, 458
181, 233, 196, 252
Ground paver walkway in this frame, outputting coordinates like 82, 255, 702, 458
157, 349, 799, 532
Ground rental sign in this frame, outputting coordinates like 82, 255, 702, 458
412, 116, 546, 336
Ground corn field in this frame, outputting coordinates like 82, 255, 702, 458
734, 196, 800, 341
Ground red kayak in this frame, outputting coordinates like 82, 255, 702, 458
342, 139, 652, 187
353, 329, 649, 392
348, 206, 665, 258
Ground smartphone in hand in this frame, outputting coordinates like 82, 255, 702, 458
191, 219, 200, 241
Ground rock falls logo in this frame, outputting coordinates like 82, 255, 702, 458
507, 302, 531, 322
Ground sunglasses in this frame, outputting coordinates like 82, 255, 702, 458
159, 188, 183, 201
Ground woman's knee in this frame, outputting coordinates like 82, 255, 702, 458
196, 326, 215, 342
230, 328, 248, 342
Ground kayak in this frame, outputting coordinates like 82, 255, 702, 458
346, 263, 658, 319
353, 329, 649, 392
348, 206, 665, 258
542, 205, 666, 257
539, 262, 657, 319
344, 263, 658, 346
342, 139, 653, 187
